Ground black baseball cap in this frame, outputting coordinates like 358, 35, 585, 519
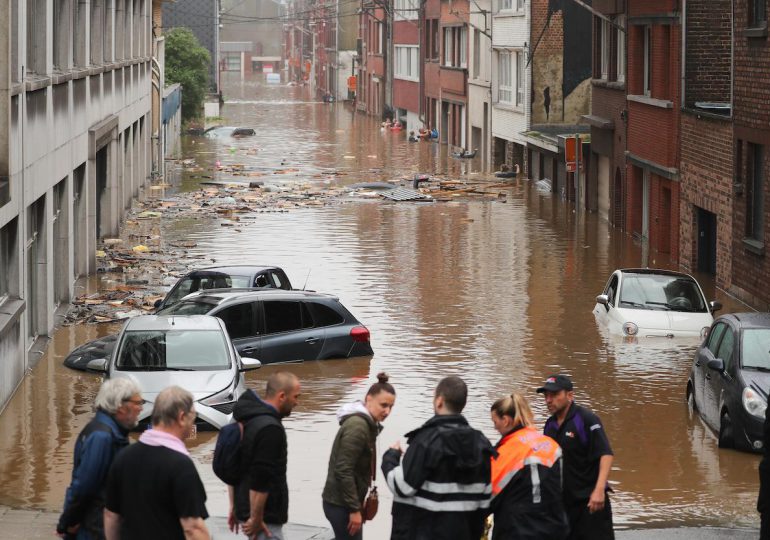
536, 374, 574, 393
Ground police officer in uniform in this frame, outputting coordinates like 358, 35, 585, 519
538, 374, 614, 540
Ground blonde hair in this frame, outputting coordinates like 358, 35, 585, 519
490, 392, 534, 428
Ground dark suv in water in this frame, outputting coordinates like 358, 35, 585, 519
687, 312, 770, 452
156, 289, 373, 364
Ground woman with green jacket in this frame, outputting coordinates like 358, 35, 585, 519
323, 373, 396, 539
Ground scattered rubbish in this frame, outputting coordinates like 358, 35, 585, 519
132, 245, 149, 253
380, 187, 433, 202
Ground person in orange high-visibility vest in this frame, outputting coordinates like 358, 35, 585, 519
489, 392, 569, 540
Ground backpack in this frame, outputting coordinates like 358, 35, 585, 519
212, 421, 245, 486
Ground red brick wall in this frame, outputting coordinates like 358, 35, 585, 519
679, 112, 733, 288
684, 0, 731, 107
591, 85, 627, 227
393, 20, 419, 44
394, 79, 419, 111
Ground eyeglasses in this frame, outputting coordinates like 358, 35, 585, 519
123, 398, 144, 406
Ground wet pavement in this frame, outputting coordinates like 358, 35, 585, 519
0, 73, 763, 538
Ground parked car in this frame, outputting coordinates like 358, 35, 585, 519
156, 289, 373, 364
156, 265, 292, 310
687, 312, 770, 452
86, 315, 261, 431
593, 268, 721, 339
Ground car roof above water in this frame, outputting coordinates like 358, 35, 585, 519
124, 314, 224, 332
186, 265, 282, 275
719, 312, 770, 329
180, 288, 340, 304
619, 268, 697, 280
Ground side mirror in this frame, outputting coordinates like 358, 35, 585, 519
154, 299, 163, 309
596, 294, 609, 306
707, 358, 725, 372
709, 301, 723, 313
86, 358, 108, 372
239, 357, 262, 372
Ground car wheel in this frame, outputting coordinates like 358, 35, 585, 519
718, 412, 734, 449
686, 385, 696, 412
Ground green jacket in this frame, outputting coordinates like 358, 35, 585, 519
322, 401, 381, 511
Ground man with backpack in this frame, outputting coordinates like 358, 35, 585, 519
228, 372, 301, 540
539, 374, 615, 540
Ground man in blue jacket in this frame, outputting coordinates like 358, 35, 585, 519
57, 379, 143, 539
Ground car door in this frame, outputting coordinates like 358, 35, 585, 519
258, 299, 324, 363
704, 323, 736, 429
212, 301, 262, 361
694, 322, 726, 414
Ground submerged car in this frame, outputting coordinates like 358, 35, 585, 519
156, 265, 292, 310
156, 289, 373, 364
687, 313, 770, 452
87, 315, 261, 431
593, 268, 721, 339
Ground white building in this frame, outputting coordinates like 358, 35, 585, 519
490, 0, 530, 170
0, 0, 156, 412
468, 0, 492, 168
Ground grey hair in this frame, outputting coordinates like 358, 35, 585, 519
151, 386, 194, 427
94, 378, 142, 414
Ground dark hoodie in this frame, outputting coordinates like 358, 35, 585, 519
232, 390, 287, 524
381, 414, 494, 540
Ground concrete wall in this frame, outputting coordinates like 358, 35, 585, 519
0, 0, 153, 413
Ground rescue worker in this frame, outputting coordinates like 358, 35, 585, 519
382, 375, 494, 540
489, 392, 568, 539
538, 374, 615, 540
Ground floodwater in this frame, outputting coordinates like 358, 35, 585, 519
0, 73, 761, 537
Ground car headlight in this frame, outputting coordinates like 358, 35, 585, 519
742, 387, 767, 419
700, 326, 710, 339
201, 380, 238, 407
623, 322, 639, 336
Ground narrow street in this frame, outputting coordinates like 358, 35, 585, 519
0, 75, 761, 538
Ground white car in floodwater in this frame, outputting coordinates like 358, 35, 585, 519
593, 269, 721, 340
87, 314, 261, 431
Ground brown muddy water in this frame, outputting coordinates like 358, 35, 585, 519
0, 73, 761, 537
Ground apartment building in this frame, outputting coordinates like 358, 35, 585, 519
438, 0, 469, 149
358, 0, 388, 116
393, 0, 420, 131
0, 0, 154, 412
468, 0, 492, 167
490, 0, 529, 171
422, 0, 441, 131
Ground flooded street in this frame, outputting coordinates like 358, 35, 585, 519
0, 74, 761, 537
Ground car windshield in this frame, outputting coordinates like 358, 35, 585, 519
116, 330, 230, 371
157, 298, 220, 316
618, 274, 707, 312
742, 329, 770, 370
163, 274, 252, 306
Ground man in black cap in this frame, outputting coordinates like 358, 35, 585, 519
538, 374, 614, 540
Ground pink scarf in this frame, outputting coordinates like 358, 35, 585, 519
139, 428, 190, 456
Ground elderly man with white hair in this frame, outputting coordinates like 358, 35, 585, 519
57, 378, 143, 539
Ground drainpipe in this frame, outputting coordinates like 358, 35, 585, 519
151, 1, 164, 181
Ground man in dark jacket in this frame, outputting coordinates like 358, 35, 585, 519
231, 372, 301, 540
57, 379, 142, 539
382, 376, 494, 540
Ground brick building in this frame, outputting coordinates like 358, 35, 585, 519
585, 2, 626, 226
731, 0, 770, 308
678, 0, 733, 288
422, 0, 442, 132
393, 0, 421, 131
438, 0, 470, 149
358, 0, 388, 116
625, 0, 681, 260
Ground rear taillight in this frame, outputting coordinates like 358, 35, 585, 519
350, 326, 370, 343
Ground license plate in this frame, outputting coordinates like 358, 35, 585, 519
186, 423, 197, 440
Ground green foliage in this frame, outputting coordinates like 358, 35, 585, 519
165, 28, 210, 122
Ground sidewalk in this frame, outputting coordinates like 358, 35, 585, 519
0, 506, 333, 540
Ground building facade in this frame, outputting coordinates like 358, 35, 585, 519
358, 0, 388, 116
220, 0, 284, 77
438, 0, 469, 149
1, 0, 154, 412
393, 0, 421, 131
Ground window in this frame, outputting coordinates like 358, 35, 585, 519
307, 302, 345, 327
750, 0, 767, 27
263, 300, 306, 334
498, 51, 512, 103
605, 275, 619, 306
0, 220, 19, 303
27, 0, 47, 74
616, 15, 626, 83
443, 26, 467, 68
707, 323, 727, 355
643, 25, 652, 96
395, 45, 419, 80
395, 0, 417, 20
217, 303, 258, 340
499, 0, 512, 11
517, 0, 525, 9
747, 143, 765, 243
473, 29, 480, 79
600, 19, 610, 80
742, 329, 770, 369
716, 327, 735, 371
516, 50, 525, 105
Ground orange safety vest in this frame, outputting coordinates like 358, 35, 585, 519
491, 426, 562, 500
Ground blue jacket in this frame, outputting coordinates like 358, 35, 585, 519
58, 410, 129, 539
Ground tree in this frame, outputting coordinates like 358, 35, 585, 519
164, 28, 210, 122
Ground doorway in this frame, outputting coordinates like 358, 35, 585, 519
697, 207, 717, 274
